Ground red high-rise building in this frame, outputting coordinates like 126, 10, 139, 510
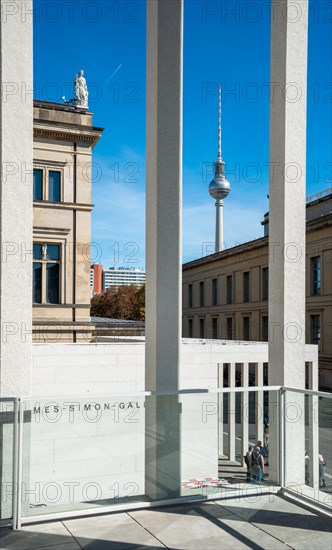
91, 264, 103, 295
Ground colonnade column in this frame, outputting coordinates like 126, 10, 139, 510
255, 363, 264, 445
0, 0, 33, 396
228, 363, 236, 461
0, 1, 33, 522
218, 364, 224, 457
308, 361, 319, 488
268, 0, 308, 485
241, 363, 249, 466
145, 0, 183, 499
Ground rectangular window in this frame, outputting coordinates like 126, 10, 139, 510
46, 263, 60, 304
243, 272, 250, 302
188, 319, 193, 338
305, 363, 309, 390
33, 169, 43, 201
243, 317, 250, 341
311, 257, 321, 295
188, 284, 193, 308
227, 275, 233, 304
199, 318, 205, 339
199, 281, 205, 307
33, 263, 42, 303
262, 316, 269, 342
223, 364, 229, 387
310, 315, 320, 346
212, 278, 218, 306
33, 243, 61, 305
212, 317, 218, 339
262, 267, 269, 300
227, 317, 233, 340
49, 171, 61, 202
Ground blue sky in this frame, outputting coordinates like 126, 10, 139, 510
33, 0, 332, 267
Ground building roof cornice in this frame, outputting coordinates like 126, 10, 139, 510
33, 99, 93, 114
183, 212, 332, 271
33, 125, 103, 148
183, 236, 268, 270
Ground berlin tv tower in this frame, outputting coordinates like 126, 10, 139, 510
208, 84, 230, 252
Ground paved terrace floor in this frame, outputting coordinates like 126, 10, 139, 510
1, 495, 331, 550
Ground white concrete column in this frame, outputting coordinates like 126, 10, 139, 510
145, 0, 183, 499
0, 0, 33, 522
241, 363, 249, 466
145, 0, 182, 391
228, 363, 236, 461
268, 0, 308, 486
0, 1, 33, 397
218, 363, 224, 456
308, 361, 319, 488
255, 363, 264, 444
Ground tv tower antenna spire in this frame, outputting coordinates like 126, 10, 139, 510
208, 83, 231, 253
218, 83, 222, 162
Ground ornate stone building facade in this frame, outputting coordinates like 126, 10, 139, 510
33, 100, 103, 342
183, 192, 332, 389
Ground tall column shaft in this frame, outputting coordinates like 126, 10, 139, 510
145, 0, 183, 391
218, 363, 224, 456
308, 362, 319, 488
255, 363, 264, 444
268, 0, 307, 387
228, 362, 236, 461
241, 363, 249, 467
0, 0, 33, 396
268, 0, 308, 486
145, 0, 183, 500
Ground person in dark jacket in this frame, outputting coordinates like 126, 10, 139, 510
319, 453, 327, 488
244, 446, 253, 483
251, 446, 265, 482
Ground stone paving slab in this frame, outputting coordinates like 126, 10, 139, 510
64, 512, 164, 549
0, 497, 330, 550
0, 521, 75, 550
204, 514, 288, 549
216, 494, 315, 522
253, 513, 332, 550
129, 501, 286, 550
17, 544, 81, 550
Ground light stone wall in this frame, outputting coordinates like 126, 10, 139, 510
28, 342, 220, 509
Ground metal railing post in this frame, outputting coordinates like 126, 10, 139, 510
13, 398, 23, 531
279, 389, 285, 488
12, 398, 19, 530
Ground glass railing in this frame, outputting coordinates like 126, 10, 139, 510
0, 398, 17, 524
19, 388, 281, 521
4, 387, 329, 526
283, 388, 332, 510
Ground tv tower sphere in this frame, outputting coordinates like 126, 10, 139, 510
208, 161, 230, 200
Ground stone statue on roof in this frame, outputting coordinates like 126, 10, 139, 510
74, 70, 89, 109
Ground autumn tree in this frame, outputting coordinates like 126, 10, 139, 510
132, 284, 145, 321
91, 285, 145, 321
